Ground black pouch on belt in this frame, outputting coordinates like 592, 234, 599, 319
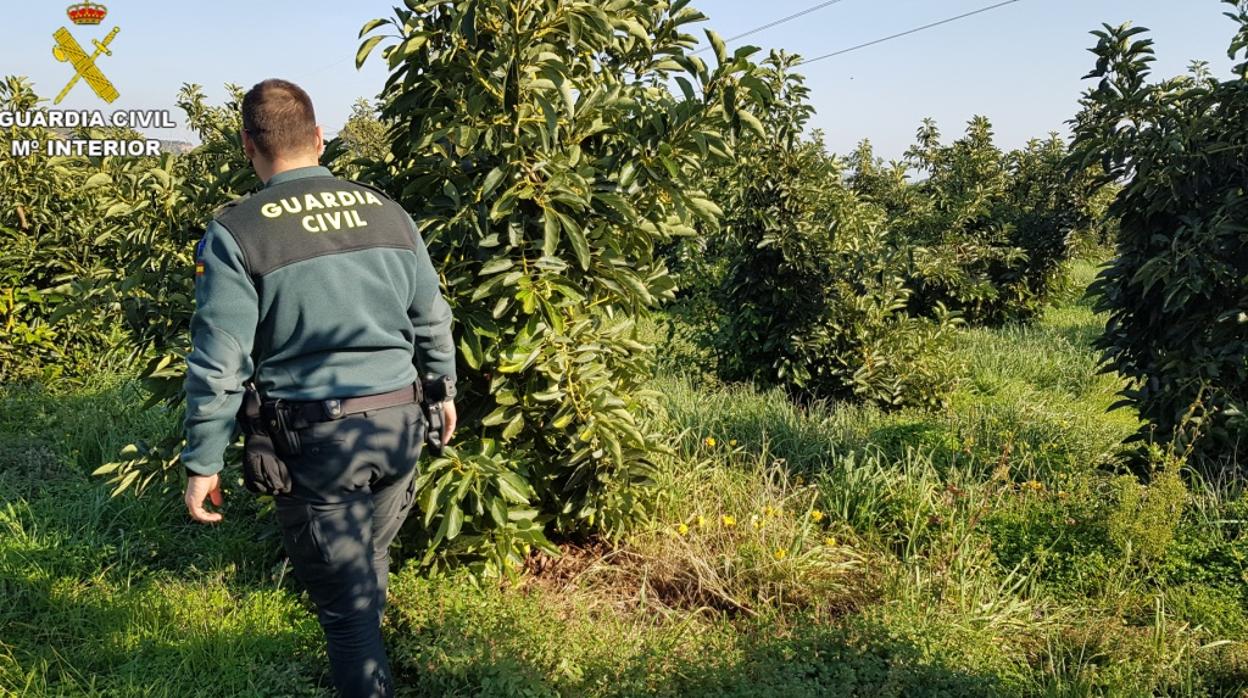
259, 400, 303, 458
238, 383, 293, 496
422, 400, 445, 457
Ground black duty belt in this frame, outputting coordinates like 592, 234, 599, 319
282, 383, 422, 427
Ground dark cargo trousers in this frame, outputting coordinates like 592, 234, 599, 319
273, 402, 425, 698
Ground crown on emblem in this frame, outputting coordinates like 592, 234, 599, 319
67, 2, 108, 25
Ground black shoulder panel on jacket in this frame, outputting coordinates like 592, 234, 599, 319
212, 192, 251, 218
215, 176, 416, 278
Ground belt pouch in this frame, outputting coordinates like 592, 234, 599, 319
237, 385, 294, 496
260, 400, 303, 458
422, 400, 445, 457
242, 431, 292, 496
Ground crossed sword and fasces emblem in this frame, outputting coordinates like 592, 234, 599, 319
52, 25, 120, 104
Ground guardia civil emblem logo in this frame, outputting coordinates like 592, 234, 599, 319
52, 3, 121, 104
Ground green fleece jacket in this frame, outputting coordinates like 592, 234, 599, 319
181, 166, 455, 476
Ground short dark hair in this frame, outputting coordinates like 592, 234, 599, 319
241, 79, 318, 159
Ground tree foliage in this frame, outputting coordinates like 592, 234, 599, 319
338, 97, 390, 164
355, 0, 767, 573
0, 78, 223, 382
706, 53, 959, 409
850, 118, 1106, 325
79, 83, 264, 495
1071, 9, 1248, 464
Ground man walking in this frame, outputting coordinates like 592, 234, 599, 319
179, 78, 456, 697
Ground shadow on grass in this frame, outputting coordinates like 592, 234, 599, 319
0, 434, 328, 696
656, 376, 966, 477
0, 565, 330, 697
662, 619, 1007, 698
384, 575, 1009, 698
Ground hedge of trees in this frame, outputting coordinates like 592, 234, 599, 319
676, 61, 1111, 410
2, 0, 1244, 575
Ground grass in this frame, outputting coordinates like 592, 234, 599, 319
2, 260, 1246, 696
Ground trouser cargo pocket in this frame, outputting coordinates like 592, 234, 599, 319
275, 501, 332, 568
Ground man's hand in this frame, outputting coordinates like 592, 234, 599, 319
441, 401, 457, 446
185, 473, 224, 524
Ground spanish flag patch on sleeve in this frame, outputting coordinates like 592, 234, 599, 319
195, 237, 206, 277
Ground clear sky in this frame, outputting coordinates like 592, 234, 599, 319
0, 1, 1237, 158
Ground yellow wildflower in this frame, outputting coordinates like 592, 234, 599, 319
729, 439, 738, 447
721, 515, 736, 528
809, 510, 824, 523
696, 515, 706, 528
824, 536, 838, 547
676, 523, 689, 535
704, 437, 717, 448
774, 548, 787, 561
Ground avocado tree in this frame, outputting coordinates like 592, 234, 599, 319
338, 97, 390, 165
1071, 10, 1248, 465
849, 117, 1100, 326
903, 117, 1041, 325
707, 53, 959, 409
356, 0, 766, 572
0, 77, 202, 382
0, 77, 91, 380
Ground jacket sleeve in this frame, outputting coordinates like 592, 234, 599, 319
407, 216, 457, 385
181, 221, 258, 476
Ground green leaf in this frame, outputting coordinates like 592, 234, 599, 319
356, 35, 385, 69
706, 30, 728, 66
738, 109, 766, 138
444, 505, 463, 540
388, 34, 429, 69
674, 76, 696, 102
497, 471, 530, 504
358, 18, 389, 38
559, 79, 576, 119
502, 413, 525, 441
487, 495, 507, 527
84, 172, 111, 189
687, 197, 723, 223
104, 203, 131, 218
459, 332, 483, 370
480, 167, 507, 198
422, 471, 454, 527
623, 19, 649, 43
489, 189, 518, 221
480, 257, 514, 276
91, 462, 121, 476
559, 213, 591, 270
481, 405, 511, 427
543, 211, 560, 256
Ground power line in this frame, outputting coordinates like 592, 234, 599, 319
797, 0, 1025, 66
695, 0, 853, 54
296, 56, 353, 81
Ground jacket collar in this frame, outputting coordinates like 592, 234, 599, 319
265, 165, 333, 188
